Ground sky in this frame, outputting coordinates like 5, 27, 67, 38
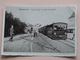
5, 6, 76, 27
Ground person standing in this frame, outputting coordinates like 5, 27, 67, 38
72, 29, 75, 40
9, 25, 14, 42
30, 27, 33, 37
33, 26, 38, 37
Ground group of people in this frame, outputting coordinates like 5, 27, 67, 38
9, 25, 39, 42
28, 26, 39, 37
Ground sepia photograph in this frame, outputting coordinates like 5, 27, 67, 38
1, 5, 77, 56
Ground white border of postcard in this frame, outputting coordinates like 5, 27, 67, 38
1, 5, 77, 56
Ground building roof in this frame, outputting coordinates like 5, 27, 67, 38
68, 12, 75, 19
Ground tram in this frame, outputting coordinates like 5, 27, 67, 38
39, 22, 67, 40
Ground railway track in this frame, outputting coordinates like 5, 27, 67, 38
56, 40, 75, 48
38, 33, 61, 53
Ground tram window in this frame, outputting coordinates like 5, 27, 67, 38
54, 27, 57, 30
63, 25, 66, 30
57, 26, 63, 30
54, 26, 57, 30
54, 24, 66, 31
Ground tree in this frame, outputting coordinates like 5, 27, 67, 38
4, 11, 27, 37
4, 11, 14, 37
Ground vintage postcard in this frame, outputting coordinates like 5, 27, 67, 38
1, 5, 77, 56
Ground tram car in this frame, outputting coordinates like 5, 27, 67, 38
39, 22, 67, 40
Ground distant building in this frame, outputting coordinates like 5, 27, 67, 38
68, 12, 75, 33
67, 12, 75, 40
